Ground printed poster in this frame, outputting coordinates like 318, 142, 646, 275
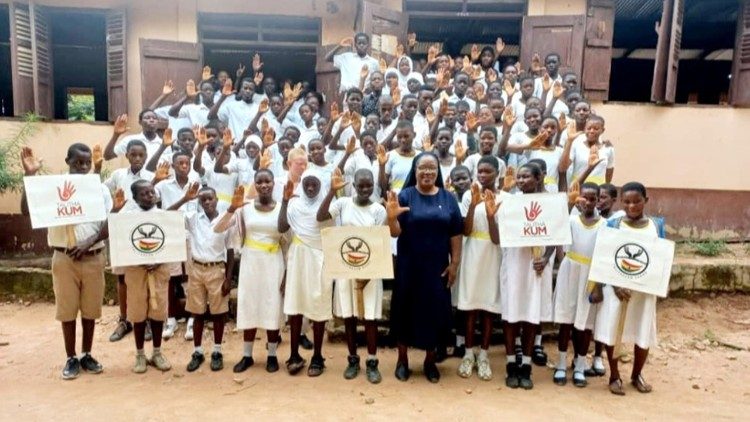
108, 211, 187, 267
23, 174, 107, 228
321, 226, 393, 280
499, 193, 572, 247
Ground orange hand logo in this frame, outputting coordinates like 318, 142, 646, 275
524, 201, 542, 222
57, 180, 76, 201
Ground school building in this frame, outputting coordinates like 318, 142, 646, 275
0, 0, 748, 254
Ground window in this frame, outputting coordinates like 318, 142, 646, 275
66, 87, 95, 122
0, 4, 12, 117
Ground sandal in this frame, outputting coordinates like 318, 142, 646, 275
631, 374, 653, 393
553, 369, 567, 386
572, 371, 588, 387
307, 355, 325, 377
609, 378, 625, 396
285, 356, 306, 375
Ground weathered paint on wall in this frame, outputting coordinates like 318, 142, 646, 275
526, 0, 587, 16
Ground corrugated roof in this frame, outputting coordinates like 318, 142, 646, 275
615, 0, 739, 22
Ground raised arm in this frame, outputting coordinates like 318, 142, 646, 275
167, 182, 199, 211
377, 145, 389, 195
316, 168, 346, 222
215, 186, 245, 233
193, 127, 209, 176
146, 128, 174, 172
277, 180, 295, 233
324, 37, 351, 63
149, 80, 175, 110
207, 79, 234, 121
463, 183, 481, 236
103, 114, 129, 161
385, 190, 408, 237
19, 147, 42, 216
168, 79, 198, 118
337, 136, 357, 172
213, 129, 234, 174
484, 190, 500, 245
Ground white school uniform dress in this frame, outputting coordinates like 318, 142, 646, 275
457, 192, 502, 314
344, 150, 381, 203
218, 98, 260, 143
505, 132, 533, 169
384, 151, 415, 193
330, 197, 387, 320
235, 201, 285, 330
334, 52, 379, 92
552, 215, 605, 327
177, 103, 210, 128
523, 146, 564, 192
594, 220, 659, 349
569, 138, 615, 187
296, 123, 321, 151
500, 193, 554, 324
113, 133, 164, 163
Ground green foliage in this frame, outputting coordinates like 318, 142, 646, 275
690, 240, 728, 257
0, 113, 41, 194
67, 94, 95, 121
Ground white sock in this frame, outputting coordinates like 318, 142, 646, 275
213, 343, 221, 354
463, 348, 474, 359
515, 336, 521, 346
574, 355, 587, 372
79, 352, 90, 359
367, 354, 377, 361
187, 317, 194, 328
195, 345, 204, 354
534, 334, 542, 347
153, 347, 160, 354
478, 348, 488, 361
267, 341, 277, 357
136, 348, 145, 356
167, 317, 177, 327
521, 355, 532, 366
593, 355, 604, 369
456, 335, 465, 347
557, 351, 568, 370
506, 355, 515, 364
243, 341, 254, 358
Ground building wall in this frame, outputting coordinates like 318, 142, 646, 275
527, 0, 587, 16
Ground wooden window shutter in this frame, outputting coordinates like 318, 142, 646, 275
106, 9, 127, 121
139, 39, 203, 109
582, 0, 615, 101
358, 1, 408, 63
30, 3, 52, 118
9, 2, 34, 115
730, 0, 750, 107
652, 0, 683, 104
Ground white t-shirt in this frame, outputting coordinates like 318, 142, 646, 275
334, 52, 379, 92
384, 151, 415, 193
113, 133, 164, 162
178, 103, 210, 127
218, 99, 260, 142
569, 138, 615, 186
154, 106, 190, 132
524, 147, 564, 192
329, 196, 386, 227
155, 174, 201, 212
104, 167, 156, 201
186, 210, 235, 262
343, 149, 381, 203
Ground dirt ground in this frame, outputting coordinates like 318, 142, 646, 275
1, 295, 749, 421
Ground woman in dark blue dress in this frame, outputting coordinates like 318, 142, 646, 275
386, 152, 463, 383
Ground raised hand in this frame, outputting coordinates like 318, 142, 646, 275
283, 179, 295, 201
386, 190, 409, 220
229, 185, 246, 212
470, 44, 480, 62
407, 33, 417, 48
376, 144, 388, 166
345, 135, 358, 155
567, 121, 582, 140
163, 127, 174, 147
92, 144, 103, 170
222, 79, 234, 96
186, 79, 198, 98
588, 147, 603, 168
254, 71, 264, 86
542, 73, 552, 92
529, 131, 549, 150
360, 64, 369, 81
331, 167, 347, 191
391, 85, 401, 104
330, 103, 340, 122
113, 188, 127, 211
485, 190, 500, 218
502, 167, 516, 192
291, 82, 302, 99
252, 53, 264, 72
475, 84, 486, 102
558, 114, 567, 131
351, 112, 362, 134
465, 112, 479, 132
470, 182, 482, 207
552, 80, 565, 99
196, 126, 208, 146
113, 114, 129, 135
471, 65, 482, 81
283, 82, 293, 100
427, 44, 438, 64
568, 180, 581, 205
503, 79, 516, 98
379, 57, 387, 74
421, 135, 433, 152
495, 37, 505, 54
236, 63, 246, 79
531, 53, 543, 74
396, 44, 405, 57
154, 161, 171, 183
184, 181, 200, 201
340, 111, 352, 129
438, 98, 448, 117
339, 37, 353, 47
222, 128, 233, 149
486, 68, 498, 83
462, 56, 473, 74
502, 107, 516, 128
259, 149, 273, 170
202, 66, 213, 82
425, 106, 436, 124
258, 98, 270, 114
454, 140, 466, 163
162, 80, 175, 96
20, 146, 42, 176
262, 127, 276, 148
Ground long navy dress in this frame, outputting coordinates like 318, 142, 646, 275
391, 186, 463, 350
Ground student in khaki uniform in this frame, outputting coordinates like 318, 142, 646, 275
20, 144, 111, 380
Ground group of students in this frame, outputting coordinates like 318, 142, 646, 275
21, 31, 663, 396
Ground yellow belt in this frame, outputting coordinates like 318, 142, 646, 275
244, 237, 280, 253
584, 175, 605, 186
543, 176, 556, 186
216, 192, 233, 203
391, 179, 405, 189
566, 251, 592, 265
468, 231, 491, 241
292, 235, 304, 245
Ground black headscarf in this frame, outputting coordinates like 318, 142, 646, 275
403, 151, 445, 190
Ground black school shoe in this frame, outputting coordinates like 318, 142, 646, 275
532, 346, 547, 366
266, 356, 279, 373
518, 364, 534, 390
308, 355, 325, 377
505, 362, 520, 389
233, 356, 254, 373
187, 352, 205, 372
109, 318, 132, 342
79, 354, 103, 374
300, 334, 314, 350
394, 361, 411, 381
451, 345, 466, 359
366, 358, 382, 384
210, 352, 224, 371
62, 357, 81, 380
343, 355, 360, 379
423, 362, 440, 383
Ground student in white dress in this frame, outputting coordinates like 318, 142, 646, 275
343, 131, 382, 203
279, 171, 334, 377
504, 116, 566, 192
433, 126, 462, 186
500, 163, 555, 390
593, 182, 664, 396
500, 106, 544, 170
381, 120, 418, 194
552, 182, 605, 387
193, 124, 239, 213
317, 168, 387, 384
215, 170, 287, 374
456, 156, 502, 381
559, 114, 615, 187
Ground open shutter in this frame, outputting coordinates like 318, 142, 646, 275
9, 2, 34, 115
664, 0, 684, 103
520, 15, 586, 77
139, 39, 203, 108
315, 44, 342, 112
730, 0, 750, 107
652, 0, 683, 104
106, 9, 127, 121
30, 3, 52, 118
358, 1, 408, 63
582, 0, 615, 101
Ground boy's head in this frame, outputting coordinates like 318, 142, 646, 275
263, 76, 278, 96
268, 94, 283, 116
125, 140, 147, 172
245, 139, 260, 159
238, 78, 257, 103
395, 119, 415, 149
435, 127, 453, 153
565, 89, 583, 112
407, 78, 421, 94
584, 114, 605, 143
131, 179, 157, 210
176, 128, 196, 156
562, 72, 578, 91
346, 88, 363, 114
354, 32, 370, 57
455, 101, 470, 124
449, 165, 471, 194
378, 95, 394, 122
453, 73, 470, 96
65, 143, 92, 175
519, 75, 535, 98
401, 94, 418, 120
360, 130, 377, 157
417, 86, 434, 113
545, 53, 561, 76
283, 126, 301, 144
299, 103, 314, 124
524, 107, 543, 131
353, 168, 375, 203
305, 92, 323, 113
365, 114, 379, 131
442, 103, 457, 127
369, 71, 384, 92
597, 183, 618, 212
171, 150, 191, 178
197, 186, 218, 215
138, 109, 158, 132
503, 64, 519, 85
199, 81, 215, 104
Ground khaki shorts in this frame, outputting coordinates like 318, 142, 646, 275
51, 250, 106, 322
124, 264, 170, 323
185, 261, 229, 315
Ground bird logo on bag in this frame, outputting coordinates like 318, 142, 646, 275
130, 223, 165, 254
340, 237, 371, 268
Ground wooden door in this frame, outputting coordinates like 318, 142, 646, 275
315, 44, 341, 114
358, 1, 408, 63
139, 39, 203, 109
9, 2, 34, 116
520, 15, 586, 77
730, 0, 750, 107
106, 9, 127, 121
582, 0, 615, 101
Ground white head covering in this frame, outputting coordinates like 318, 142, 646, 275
288, 170, 326, 248
396, 56, 424, 92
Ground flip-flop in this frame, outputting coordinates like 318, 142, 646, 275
631, 374, 653, 393
609, 378, 625, 395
